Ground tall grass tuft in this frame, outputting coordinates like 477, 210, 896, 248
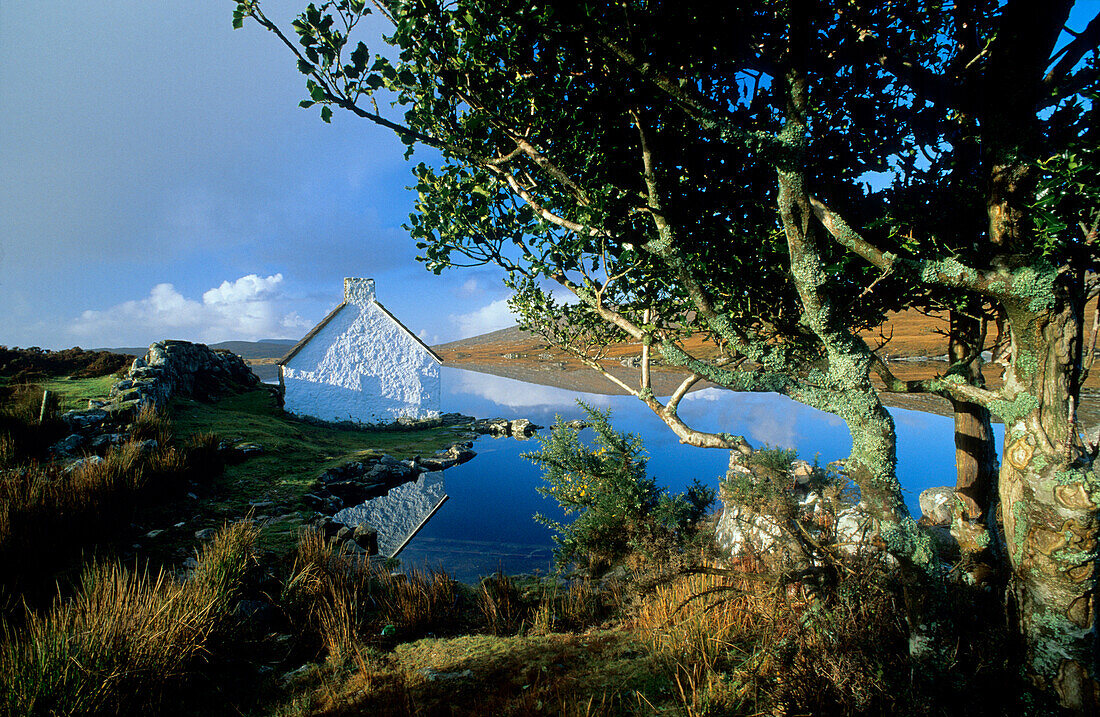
130, 402, 171, 445
477, 571, 527, 635
0, 521, 257, 715
283, 529, 463, 665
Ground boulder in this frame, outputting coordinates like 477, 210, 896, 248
510, 418, 542, 438
51, 433, 87, 457
790, 459, 815, 486
919, 486, 956, 526
64, 454, 105, 473
61, 408, 108, 432
352, 523, 378, 554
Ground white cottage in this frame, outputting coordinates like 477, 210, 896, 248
277, 278, 442, 424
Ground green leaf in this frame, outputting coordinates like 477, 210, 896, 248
320, 105, 333, 123
299, 100, 315, 109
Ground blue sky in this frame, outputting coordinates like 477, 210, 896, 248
2, 2, 1096, 350
0, 1, 516, 349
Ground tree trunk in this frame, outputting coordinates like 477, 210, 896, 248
946, 308, 1001, 581
998, 296, 1100, 711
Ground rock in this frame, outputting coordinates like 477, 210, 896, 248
835, 503, 878, 554
326, 480, 373, 505
420, 668, 474, 682
248, 500, 274, 511
352, 523, 378, 554
303, 492, 327, 509
473, 418, 511, 436
64, 455, 105, 474
923, 523, 960, 561
321, 520, 344, 541
61, 409, 108, 432
194, 528, 217, 540
144, 529, 163, 539
281, 664, 312, 684
51, 433, 87, 457
334, 526, 351, 544
510, 418, 542, 437
419, 442, 477, 470
232, 442, 265, 459
790, 460, 814, 486
88, 433, 123, 451
919, 486, 956, 526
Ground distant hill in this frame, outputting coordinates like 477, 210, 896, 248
432, 325, 526, 352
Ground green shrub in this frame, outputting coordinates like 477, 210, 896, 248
526, 403, 714, 575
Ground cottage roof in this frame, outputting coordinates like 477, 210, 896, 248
277, 292, 443, 367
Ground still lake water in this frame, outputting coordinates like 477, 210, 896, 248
385, 366, 1004, 583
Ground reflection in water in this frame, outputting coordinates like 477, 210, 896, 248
334, 471, 448, 557
449, 368, 614, 411
341, 366, 1000, 583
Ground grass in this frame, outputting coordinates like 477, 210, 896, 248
0, 521, 257, 716
39, 374, 117, 412
1, 440, 157, 596
166, 388, 473, 554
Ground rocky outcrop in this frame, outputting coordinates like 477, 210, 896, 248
715, 452, 963, 570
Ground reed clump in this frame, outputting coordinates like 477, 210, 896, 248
0, 521, 257, 716
283, 529, 465, 664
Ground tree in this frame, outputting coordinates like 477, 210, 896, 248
235, 0, 1100, 708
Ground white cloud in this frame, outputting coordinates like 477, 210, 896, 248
457, 278, 482, 297
201, 274, 283, 305
450, 298, 516, 338
70, 273, 311, 345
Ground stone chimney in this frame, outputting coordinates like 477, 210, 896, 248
344, 277, 376, 306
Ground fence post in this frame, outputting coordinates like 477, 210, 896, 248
39, 389, 51, 424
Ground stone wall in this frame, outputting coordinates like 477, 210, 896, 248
55, 341, 259, 456
92, 340, 259, 414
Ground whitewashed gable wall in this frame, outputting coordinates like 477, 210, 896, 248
283, 279, 440, 423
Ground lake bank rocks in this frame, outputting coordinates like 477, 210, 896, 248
471, 417, 545, 438
305, 443, 476, 513
715, 451, 961, 569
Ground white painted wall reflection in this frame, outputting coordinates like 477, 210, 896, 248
335, 471, 447, 557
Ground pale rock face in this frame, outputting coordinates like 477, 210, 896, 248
282, 280, 440, 424
918, 485, 956, 526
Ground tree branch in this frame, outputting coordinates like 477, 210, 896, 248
1044, 12, 1100, 88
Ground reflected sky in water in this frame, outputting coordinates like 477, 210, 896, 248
396, 366, 1003, 581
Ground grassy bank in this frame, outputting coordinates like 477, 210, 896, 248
163, 388, 472, 554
